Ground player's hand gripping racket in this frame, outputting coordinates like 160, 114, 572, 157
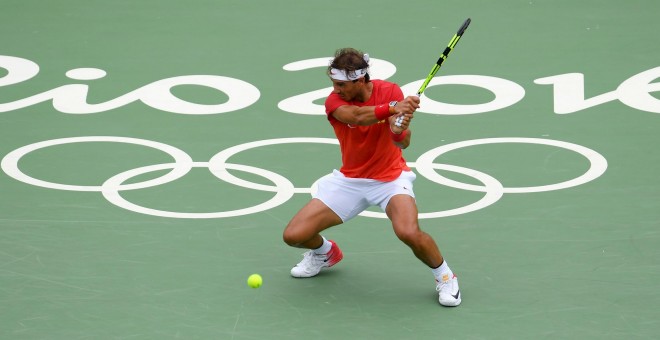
395, 18, 471, 127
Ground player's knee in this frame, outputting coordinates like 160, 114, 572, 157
282, 229, 296, 246
282, 225, 304, 247
394, 226, 422, 246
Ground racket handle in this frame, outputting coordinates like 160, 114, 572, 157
394, 115, 404, 127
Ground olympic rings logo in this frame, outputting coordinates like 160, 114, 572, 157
1, 136, 608, 219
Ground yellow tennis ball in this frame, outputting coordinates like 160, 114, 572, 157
247, 274, 262, 288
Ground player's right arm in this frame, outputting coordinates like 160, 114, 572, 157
331, 105, 383, 126
331, 96, 420, 126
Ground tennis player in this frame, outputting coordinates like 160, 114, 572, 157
282, 48, 461, 307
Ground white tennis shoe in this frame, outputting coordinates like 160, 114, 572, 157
290, 240, 343, 278
436, 273, 462, 307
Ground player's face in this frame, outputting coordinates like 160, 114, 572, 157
331, 78, 363, 101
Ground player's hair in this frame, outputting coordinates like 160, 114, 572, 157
328, 47, 371, 82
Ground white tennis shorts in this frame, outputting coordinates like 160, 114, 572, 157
312, 169, 416, 222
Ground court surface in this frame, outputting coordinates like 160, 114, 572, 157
1, 1, 659, 339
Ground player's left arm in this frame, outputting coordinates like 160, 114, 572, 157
389, 112, 413, 149
388, 88, 417, 149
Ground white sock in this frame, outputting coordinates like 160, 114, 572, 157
432, 260, 453, 282
313, 236, 332, 255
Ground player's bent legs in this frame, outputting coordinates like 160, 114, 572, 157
386, 195, 462, 306
283, 198, 343, 249
284, 198, 344, 278
385, 194, 444, 268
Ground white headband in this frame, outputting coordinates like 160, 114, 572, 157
329, 53, 370, 81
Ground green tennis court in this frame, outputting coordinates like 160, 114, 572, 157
1, 0, 659, 338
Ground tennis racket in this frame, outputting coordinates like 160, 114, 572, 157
395, 18, 472, 127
